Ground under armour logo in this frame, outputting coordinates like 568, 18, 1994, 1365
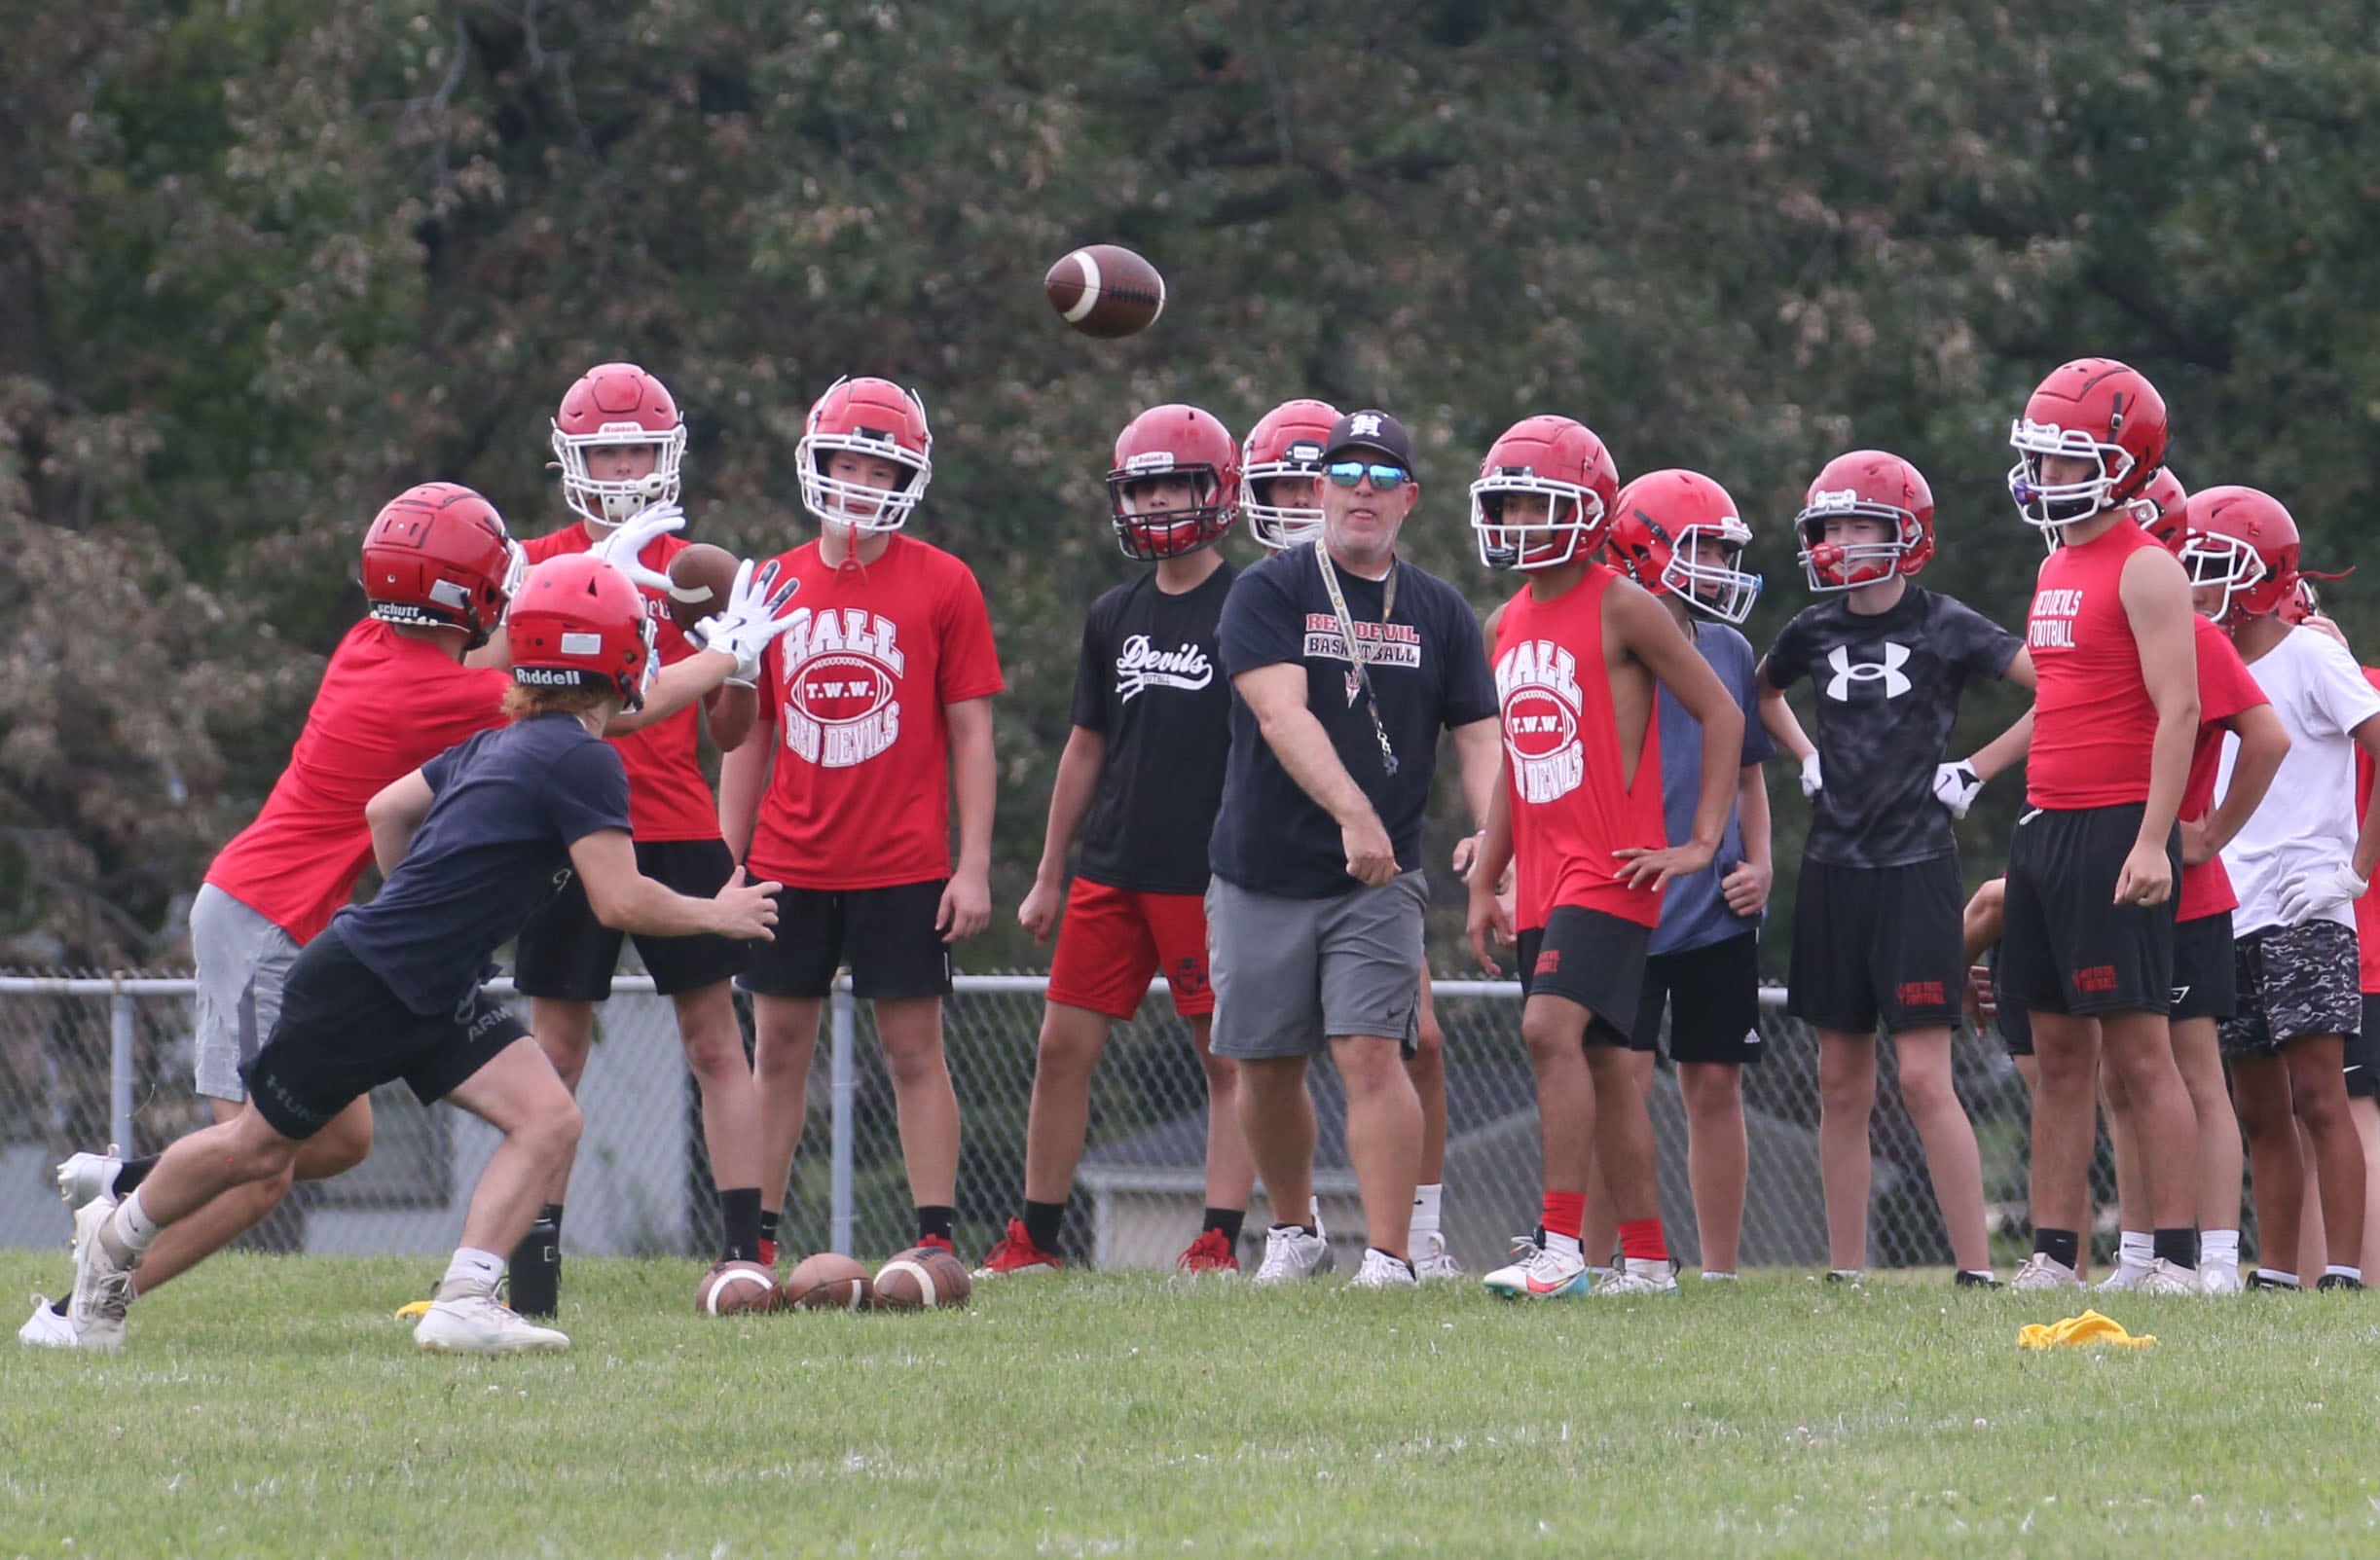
1349, 413, 1383, 438
1824, 642, 1912, 701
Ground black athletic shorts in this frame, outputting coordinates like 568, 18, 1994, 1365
738, 880, 953, 1000
513, 838, 748, 1000
2351, 996, 2380, 1100
1518, 905, 1650, 1050
2171, 911, 2236, 1025
1999, 803, 2179, 1018
2219, 920, 2361, 1060
1786, 854, 1964, 1034
243, 927, 529, 1141
1639, 931, 1765, 1067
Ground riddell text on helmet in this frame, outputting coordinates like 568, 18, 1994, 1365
512, 666, 589, 688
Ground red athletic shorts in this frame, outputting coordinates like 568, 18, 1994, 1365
1046, 877, 1214, 1020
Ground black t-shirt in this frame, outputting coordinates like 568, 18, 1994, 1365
337, 713, 634, 1016
1762, 586, 2021, 868
1209, 547, 1499, 899
1070, 561, 1237, 894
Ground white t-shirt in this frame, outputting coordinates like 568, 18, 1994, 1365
2216, 626, 2380, 935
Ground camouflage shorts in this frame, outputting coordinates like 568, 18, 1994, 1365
2219, 920, 2362, 1059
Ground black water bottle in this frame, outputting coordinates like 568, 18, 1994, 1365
508, 1215, 561, 1319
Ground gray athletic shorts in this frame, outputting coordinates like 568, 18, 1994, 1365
190, 883, 304, 1103
1206, 871, 1426, 1060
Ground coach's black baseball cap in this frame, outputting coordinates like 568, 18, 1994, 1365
1319, 410, 1416, 472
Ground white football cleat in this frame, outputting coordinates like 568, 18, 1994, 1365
2009, 1252, 2082, 1291
55, 1146, 122, 1211
2094, 1261, 2147, 1292
1250, 1223, 1334, 1286
1410, 1228, 1465, 1282
413, 1288, 569, 1355
1593, 1259, 1679, 1297
2136, 1257, 2201, 1295
65, 1198, 136, 1351
1350, 1249, 1418, 1288
2199, 1260, 2244, 1295
18, 1294, 75, 1349
1482, 1238, 1592, 1300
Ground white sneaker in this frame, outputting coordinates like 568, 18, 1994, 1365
1482, 1239, 1592, 1300
413, 1288, 569, 1355
1410, 1227, 1465, 1282
1594, 1259, 1679, 1297
1351, 1248, 1418, 1288
2136, 1257, 2201, 1295
2009, 1252, 2082, 1291
2094, 1261, 2148, 1292
18, 1294, 75, 1348
65, 1198, 136, 1351
1251, 1223, 1334, 1285
2199, 1260, 2244, 1295
55, 1146, 122, 1211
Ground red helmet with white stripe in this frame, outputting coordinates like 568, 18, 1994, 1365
551, 363, 686, 530
796, 376, 934, 533
360, 483, 525, 649
1241, 399, 1340, 551
1469, 416, 1620, 571
506, 555, 656, 711
1794, 450, 1934, 591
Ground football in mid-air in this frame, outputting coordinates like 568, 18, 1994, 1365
1044, 244, 1166, 339
694, 1259, 780, 1316
873, 1246, 971, 1310
665, 542, 741, 634
783, 1252, 873, 1311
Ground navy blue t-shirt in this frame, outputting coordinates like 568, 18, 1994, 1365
1209, 547, 1499, 899
1651, 621, 1775, 957
336, 713, 633, 1017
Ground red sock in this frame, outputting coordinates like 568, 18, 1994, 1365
1541, 1191, 1586, 1242
1619, 1217, 1667, 1263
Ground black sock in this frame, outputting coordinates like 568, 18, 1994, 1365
916, 1205, 955, 1246
2153, 1227, 2197, 1271
717, 1188, 762, 1265
1022, 1200, 1066, 1253
2033, 1228, 2080, 1271
1201, 1207, 1245, 1246
115, 1154, 161, 1196
758, 1209, 781, 1245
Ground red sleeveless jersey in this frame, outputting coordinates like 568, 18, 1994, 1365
1492, 565, 1666, 929
2026, 522, 2164, 809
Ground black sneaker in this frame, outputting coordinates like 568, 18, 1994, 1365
1954, 1270, 2001, 1289
2247, 1270, 2302, 1291
2316, 1273, 2364, 1292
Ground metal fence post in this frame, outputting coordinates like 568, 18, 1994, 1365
109, 976, 135, 1155
829, 982, 857, 1256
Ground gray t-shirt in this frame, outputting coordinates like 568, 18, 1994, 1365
1651, 621, 1775, 957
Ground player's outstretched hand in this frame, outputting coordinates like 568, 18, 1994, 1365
1798, 752, 1824, 799
2111, 841, 2174, 907
1963, 962, 1997, 1025
1613, 839, 1717, 891
1017, 875, 1062, 944
938, 867, 992, 943
1720, 857, 1772, 917
1931, 760, 1984, 819
695, 559, 801, 684
714, 869, 782, 941
1340, 811, 1398, 888
2276, 862, 2369, 924
1466, 882, 1514, 977
591, 503, 687, 592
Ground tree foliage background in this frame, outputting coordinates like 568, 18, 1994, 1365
6, 0, 2379, 970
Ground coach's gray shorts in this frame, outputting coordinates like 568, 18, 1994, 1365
190, 884, 303, 1103
1207, 871, 1426, 1060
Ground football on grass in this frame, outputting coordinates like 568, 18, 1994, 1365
874, 1246, 971, 1310
784, 1252, 873, 1311
1044, 244, 1166, 339
665, 542, 741, 634
695, 1259, 780, 1316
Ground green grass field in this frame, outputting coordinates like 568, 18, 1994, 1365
6, 1253, 2379, 1558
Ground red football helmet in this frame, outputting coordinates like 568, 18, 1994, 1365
1106, 405, 1239, 561
2007, 357, 2169, 532
1241, 399, 1341, 552
1606, 469, 1762, 625
1469, 416, 1620, 572
360, 483, 525, 648
2284, 576, 2322, 626
2178, 486, 2296, 626
506, 555, 656, 711
2130, 466, 2189, 554
551, 363, 686, 530
1794, 450, 1934, 591
796, 375, 934, 533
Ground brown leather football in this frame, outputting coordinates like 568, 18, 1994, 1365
783, 1252, 873, 1311
694, 1259, 780, 1316
1044, 245, 1166, 339
873, 1246, 970, 1310
665, 542, 740, 634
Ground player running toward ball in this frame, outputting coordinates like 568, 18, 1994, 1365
718, 375, 1004, 1264
45, 555, 795, 1354
1465, 419, 1745, 1302
976, 405, 1251, 1276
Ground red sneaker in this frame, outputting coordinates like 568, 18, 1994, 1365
758, 1238, 779, 1272
1176, 1226, 1240, 1274
917, 1233, 956, 1255
972, 1217, 1063, 1278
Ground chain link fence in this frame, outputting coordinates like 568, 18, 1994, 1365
0, 970, 2059, 1270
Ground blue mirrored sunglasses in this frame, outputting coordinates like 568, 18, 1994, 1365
1325, 460, 1410, 490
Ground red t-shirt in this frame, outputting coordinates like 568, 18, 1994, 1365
204, 621, 509, 942
2357, 667, 2380, 992
522, 523, 720, 841
1492, 565, 1667, 930
748, 536, 1005, 889
2026, 521, 2166, 809
2176, 614, 2268, 924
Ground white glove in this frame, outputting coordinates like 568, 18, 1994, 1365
2276, 862, 2369, 925
1798, 752, 1824, 799
1932, 760, 1984, 819
692, 559, 801, 685
589, 503, 686, 593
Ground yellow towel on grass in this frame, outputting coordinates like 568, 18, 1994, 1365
2017, 1309, 2157, 1350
